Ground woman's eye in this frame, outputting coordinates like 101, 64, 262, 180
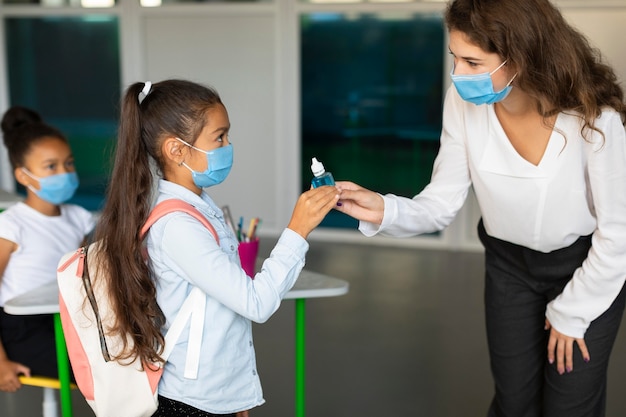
217, 135, 224, 142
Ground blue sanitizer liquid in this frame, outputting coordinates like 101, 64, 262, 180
311, 157, 335, 188
312, 171, 335, 188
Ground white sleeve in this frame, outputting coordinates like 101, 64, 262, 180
0, 211, 20, 244
546, 111, 626, 338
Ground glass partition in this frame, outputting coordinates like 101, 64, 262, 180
301, 12, 445, 228
2, 0, 116, 7
5, 16, 121, 210
139, 0, 270, 6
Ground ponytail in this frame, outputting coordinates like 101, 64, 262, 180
94, 82, 165, 366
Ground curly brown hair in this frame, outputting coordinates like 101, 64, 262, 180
445, 0, 626, 137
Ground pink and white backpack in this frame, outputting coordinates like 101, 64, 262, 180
57, 200, 217, 417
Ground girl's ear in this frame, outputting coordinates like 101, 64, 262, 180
14, 167, 31, 188
161, 137, 186, 167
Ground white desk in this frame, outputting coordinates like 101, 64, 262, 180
285, 269, 349, 300
3, 282, 59, 314
4, 270, 349, 417
4, 282, 73, 417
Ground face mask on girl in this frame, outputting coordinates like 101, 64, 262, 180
177, 138, 233, 188
21, 169, 79, 205
450, 60, 517, 105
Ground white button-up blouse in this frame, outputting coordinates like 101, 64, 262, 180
360, 86, 626, 339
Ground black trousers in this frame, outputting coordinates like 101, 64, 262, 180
478, 220, 626, 417
0, 308, 59, 378
152, 396, 237, 417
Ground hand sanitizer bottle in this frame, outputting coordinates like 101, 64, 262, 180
311, 157, 335, 188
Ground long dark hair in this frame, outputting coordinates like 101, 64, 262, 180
94, 80, 222, 365
1, 106, 67, 169
445, 0, 626, 137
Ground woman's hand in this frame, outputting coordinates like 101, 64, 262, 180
0, 359, 30, 392
287, 186, 340, 239
334, 181, 385, 225
545, 319, 590, 375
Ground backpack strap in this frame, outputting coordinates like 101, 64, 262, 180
160, 287, 205, 379
141, 199, 219, 243
142, 199, 217, 380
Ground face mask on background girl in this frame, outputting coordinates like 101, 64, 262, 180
21, 169, 79, 205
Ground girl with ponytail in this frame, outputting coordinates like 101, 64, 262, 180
95, 79, 339, 416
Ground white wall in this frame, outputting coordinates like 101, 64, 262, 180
142, 12, 280, 230
1, 0, 625, 250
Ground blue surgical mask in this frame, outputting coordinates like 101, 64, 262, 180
177, 138, 233, 188
21, 169, 79, 205
450, 60, 517, 105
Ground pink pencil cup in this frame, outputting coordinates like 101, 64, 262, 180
238, 238, 259, 278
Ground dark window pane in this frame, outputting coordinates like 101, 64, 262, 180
2, 0, 117, 7
301, 12, 444, 228
140, 0, 270, 5
5, 16, 121, 210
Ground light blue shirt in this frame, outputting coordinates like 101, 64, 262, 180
146, 180, 308, 413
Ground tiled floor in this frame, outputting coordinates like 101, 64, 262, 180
2, 238, 626, 416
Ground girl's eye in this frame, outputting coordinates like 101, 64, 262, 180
467, 61, 479, 67
217, 135, 224, 142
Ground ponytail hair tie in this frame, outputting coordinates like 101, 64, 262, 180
138, 81, 152, 104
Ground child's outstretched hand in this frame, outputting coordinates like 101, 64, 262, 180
287, 186, 340, 239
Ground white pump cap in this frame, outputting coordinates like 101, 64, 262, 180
311, 157, 326, 177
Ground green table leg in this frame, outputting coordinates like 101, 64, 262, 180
295, 298, 306, 417
54, 313, 73, 417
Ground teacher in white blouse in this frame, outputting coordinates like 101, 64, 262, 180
335, 1, 626, 417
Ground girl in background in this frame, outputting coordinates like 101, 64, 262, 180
0, 106, 95, 392
94, 79, 339, 416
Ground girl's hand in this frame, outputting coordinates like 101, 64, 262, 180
545, 319, 590, 375
287, 186, 340, 239
0, 359, 30, 392
334, 181, 385, 225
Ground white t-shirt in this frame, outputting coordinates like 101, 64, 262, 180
360, 86, 626, 338
0, 202, 95, 306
